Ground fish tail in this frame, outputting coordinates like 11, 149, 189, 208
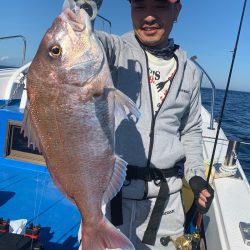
80, 218, 135, 250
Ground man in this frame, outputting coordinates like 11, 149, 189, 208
80, 0, 214, 249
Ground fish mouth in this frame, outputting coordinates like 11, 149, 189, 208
54, 1, 97, 39
59, 7, 91, 33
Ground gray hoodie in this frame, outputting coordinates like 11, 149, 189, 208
97, 31, 205, 200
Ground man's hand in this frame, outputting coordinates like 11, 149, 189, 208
189, 176, 214, 214
198, 189, 211, 208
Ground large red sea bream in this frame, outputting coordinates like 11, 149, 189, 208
22, 2, 139, 249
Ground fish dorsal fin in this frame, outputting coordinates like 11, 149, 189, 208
114, 89, 141, 120
21, 103, 42, 153
102, 156, 127, 205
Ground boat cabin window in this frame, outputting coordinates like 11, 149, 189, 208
5, 121, 46, 165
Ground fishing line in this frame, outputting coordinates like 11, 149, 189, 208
29, 239, 34, 250
32, 168, 42, 226
27, 167, 48, 250
33, 168, 49, 226
195, 0, 248, 247
28, 167, 42, 250
206, 0, 248, 183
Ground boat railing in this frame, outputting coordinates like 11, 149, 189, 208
0, 35, 27, 67
96, 14, 112, 33
0, 35, 29, 108
191, 57, 216, 130
3, 62, 31, 109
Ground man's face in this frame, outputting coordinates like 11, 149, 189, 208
131, 0, 181, 46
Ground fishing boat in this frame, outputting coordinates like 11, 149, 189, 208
0, 9, 250, 250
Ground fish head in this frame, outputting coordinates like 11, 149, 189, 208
30, 7, 104, 88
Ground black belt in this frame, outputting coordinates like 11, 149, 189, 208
126, 164, 183, 182
110, 163, 184, 242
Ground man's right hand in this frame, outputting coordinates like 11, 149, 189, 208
75, 0, 102, 20
189, 176, 214, 214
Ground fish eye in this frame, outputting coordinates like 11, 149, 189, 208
49, 45, 62, 58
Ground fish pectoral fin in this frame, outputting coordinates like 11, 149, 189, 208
21, 102, 42, 153
102, 156, 127, 205
80, 81, 103, 102
114, 89, 141, 120
93, 80, 104, 97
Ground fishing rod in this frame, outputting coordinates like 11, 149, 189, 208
194, 0, 248, 248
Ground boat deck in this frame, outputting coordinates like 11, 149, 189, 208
0, 104, 80, 250
0, 163, 80, 250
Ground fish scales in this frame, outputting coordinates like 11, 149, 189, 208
22, 6, 138, 250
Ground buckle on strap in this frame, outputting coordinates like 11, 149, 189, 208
149, 168, 165, 182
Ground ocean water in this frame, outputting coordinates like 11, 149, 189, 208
201, 87, 250, 182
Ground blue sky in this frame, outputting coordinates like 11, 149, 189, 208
0, 0, 249, 92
